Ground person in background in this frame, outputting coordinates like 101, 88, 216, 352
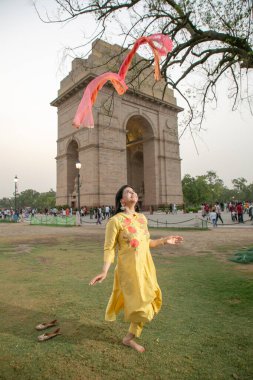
236, 202, 244, 223
210, 208, 217, 227
105, 205, 110, 218
249, 202, 253, 221
215, 202, 223, 224
204, 203, 210, 220
96, 207, 102, 225
201, 204, 206, 218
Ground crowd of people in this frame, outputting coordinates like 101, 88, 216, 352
87, 206, 115, 224
1, 201, 253, 226
0, 205, 116, 224
0, 208, 14, 219
0, 208, 52, 220
201, 201, 253, 227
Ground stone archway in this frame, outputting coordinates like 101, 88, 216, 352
66, 140, 79, 206
127, 149, 144, 206
126, 115, 155, 208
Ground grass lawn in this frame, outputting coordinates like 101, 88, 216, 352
0, 236, 252, 380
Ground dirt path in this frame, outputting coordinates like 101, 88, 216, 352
1, 223, 253, 273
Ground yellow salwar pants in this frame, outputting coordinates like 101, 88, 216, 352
129, 322, 144, 338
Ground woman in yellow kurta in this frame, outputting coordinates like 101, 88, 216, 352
90, 185, 183, 353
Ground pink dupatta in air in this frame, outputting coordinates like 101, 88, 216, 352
118, 34, 173, 81
72, 34, 173, 129
72, 72, 128, 129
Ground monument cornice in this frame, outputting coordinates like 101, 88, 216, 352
55, 144, 126, 160
158, 155, 181, 161
50, 73, 183, 113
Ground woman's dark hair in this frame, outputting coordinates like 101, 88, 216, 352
115, 185, 130, 215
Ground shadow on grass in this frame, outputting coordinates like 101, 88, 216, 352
0, 302, 118, 345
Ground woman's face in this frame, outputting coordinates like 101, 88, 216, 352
121, 187, 138, 206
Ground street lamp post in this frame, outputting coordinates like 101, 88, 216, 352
14, 175, 18, 212
75, 160, 81, 214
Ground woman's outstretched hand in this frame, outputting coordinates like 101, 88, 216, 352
89, 262, 111, 286
150, 236, 184, 248
164, 235, 183, 245
89, 272, 107, 286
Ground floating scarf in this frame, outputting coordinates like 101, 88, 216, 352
118, 33, 173, 81
72, 72, 128, 128
73, 34, 173, 128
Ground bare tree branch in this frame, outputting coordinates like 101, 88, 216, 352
35, 0, 253, 132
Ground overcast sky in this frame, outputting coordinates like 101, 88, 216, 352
0, 0, 252, 198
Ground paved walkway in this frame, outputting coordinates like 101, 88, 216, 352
81, 211, 253, 229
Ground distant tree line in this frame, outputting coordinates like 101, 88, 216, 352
182, 171, 253, 206
1, 172, 252, 210
0, 189, 56, 210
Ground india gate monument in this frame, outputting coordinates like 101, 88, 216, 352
51, 39, 183, 209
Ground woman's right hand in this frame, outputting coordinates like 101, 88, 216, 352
89, 272, 107, 286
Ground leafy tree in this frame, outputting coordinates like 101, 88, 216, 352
16, 189, 40, 209
36, 189, 56, 210
0, 189, 56, 210
182, 174, 198, 205
35, 0, 253, 130
182, 173, 210, 205
0, 197, 13, 209
204, 170, 224, 203
232, 177, 253, 200
218, 186, 234, 202
245, 183, 253, 200
232, 177, 248, 192
182, 172, 253, 205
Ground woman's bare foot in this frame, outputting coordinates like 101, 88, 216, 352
122, 335, 145, 353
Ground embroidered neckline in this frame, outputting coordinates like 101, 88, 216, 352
120, 212, 138, 217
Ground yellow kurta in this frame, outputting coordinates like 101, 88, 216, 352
104, 212, 162, 324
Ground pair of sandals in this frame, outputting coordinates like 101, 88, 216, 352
36, 319, 61, 342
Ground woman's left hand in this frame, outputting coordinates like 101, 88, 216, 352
164, 235, 183, 245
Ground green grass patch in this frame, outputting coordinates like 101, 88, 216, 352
0, 219, 17, 223
30, 224, 75, 228
229, 247, 253, 264
29, 216, 76, 226
0, 239, 252, 379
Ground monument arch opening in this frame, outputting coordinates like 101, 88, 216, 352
126, 115, 155, 208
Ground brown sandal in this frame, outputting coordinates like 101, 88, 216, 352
35, 319, 58, 331
37, 328, 61, 342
